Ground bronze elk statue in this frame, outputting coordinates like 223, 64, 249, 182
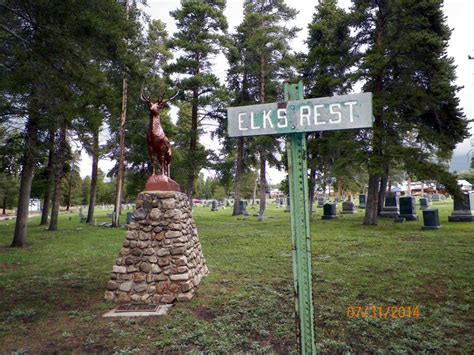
141, 89, 179, 177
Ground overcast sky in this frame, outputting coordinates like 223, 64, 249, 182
81, 0, 474, 183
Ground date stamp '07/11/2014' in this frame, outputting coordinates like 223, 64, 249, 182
347, 305, 421, 319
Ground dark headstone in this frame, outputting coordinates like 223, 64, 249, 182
422, 209, 441, 230
448, 192, 474, 222
419, 197, 430, 210
358, 194, 366, 209
398, 196, 418, 221
341, 201, 356, 214
239, 200, 249, 216
380, 192, 399, 218
211, 200, 218, 211
321, 203, 337, 220
317, 197, 325, 208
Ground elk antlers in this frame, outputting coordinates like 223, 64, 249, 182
140, 87, 179, 107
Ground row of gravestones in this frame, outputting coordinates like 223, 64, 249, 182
320, 191, 474, 228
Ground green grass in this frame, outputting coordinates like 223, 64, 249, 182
0, 201, 472, 353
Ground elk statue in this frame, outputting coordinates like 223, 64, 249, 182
141, 89, 180, 191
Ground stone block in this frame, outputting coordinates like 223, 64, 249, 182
112, 265, 127, 274
107, 281, 118, 291
170, 273, 189, 281
165, 231, 181, 239
161, 199, 176, 209
149, 208, 162, 220
177, 292, 193, 302
119, 281, 132, 292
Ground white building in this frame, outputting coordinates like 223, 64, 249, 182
457, 179, 473, 191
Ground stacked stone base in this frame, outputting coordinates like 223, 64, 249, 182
104, 191, 208, 305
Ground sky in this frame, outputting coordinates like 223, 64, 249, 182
80, 0, 474, 183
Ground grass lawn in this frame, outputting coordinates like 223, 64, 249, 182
0, 201, 472, 353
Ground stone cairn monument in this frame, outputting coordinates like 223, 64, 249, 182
104, 90, 208, 305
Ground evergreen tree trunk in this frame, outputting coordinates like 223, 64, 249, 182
378, 174, 388, 215
112, 0, 129, 228
40, 131, 55, 225
12, 117, 38, 247
363, 174, 381, 225
187, 86, 199, 205
308, 167, 317, 217
49, 124, 67, 231
113, 72, 127, 227
258, 154, 266, 221
363, 6, 386, 226
232, 137, 244, 216
86, 130, 99, 223
66, 175, 72, 211
252, 168, 258, 205
377, 163, 389, 215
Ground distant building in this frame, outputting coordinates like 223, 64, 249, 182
29, 199, 41, 212
457, 179, 473, 191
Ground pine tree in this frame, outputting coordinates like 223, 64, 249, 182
1, 0, 130, 245
226, 0, 298, 220
302, 0, 354, 214
352, 0, 469, 225
167, 0, 228, 203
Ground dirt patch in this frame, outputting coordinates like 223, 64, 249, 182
424, 283, 447, 300
193, 306, 215, 321
1, 262, 17, 270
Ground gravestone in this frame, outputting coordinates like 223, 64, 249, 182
341, 200, 356, 214
431, 193, 440, 202
126, 212, 134, 225
104, 191, 208, 305
321, 203, 337, 220
419, 197, 430, 210
239, 200, 249, 216
358, 194, 366, 209
317, 197, 325, 208
448, 192, 474, 222
422, 209, 441, 230
211, 200, 218, 212
398, 196, 418, 221
380, 192, 399, 218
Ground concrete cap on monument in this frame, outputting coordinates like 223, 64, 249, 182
322, 203, 337, 220
398, 196, 418, 221
448, 192, 474, 222
422, 209, 441, 230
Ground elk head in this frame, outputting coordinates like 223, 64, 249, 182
141, 88, 180, 115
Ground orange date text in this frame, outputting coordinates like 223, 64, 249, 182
346, 305, 420, 319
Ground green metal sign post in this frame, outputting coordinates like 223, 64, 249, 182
227, 81, 372, 354
285, 82, 316, 353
